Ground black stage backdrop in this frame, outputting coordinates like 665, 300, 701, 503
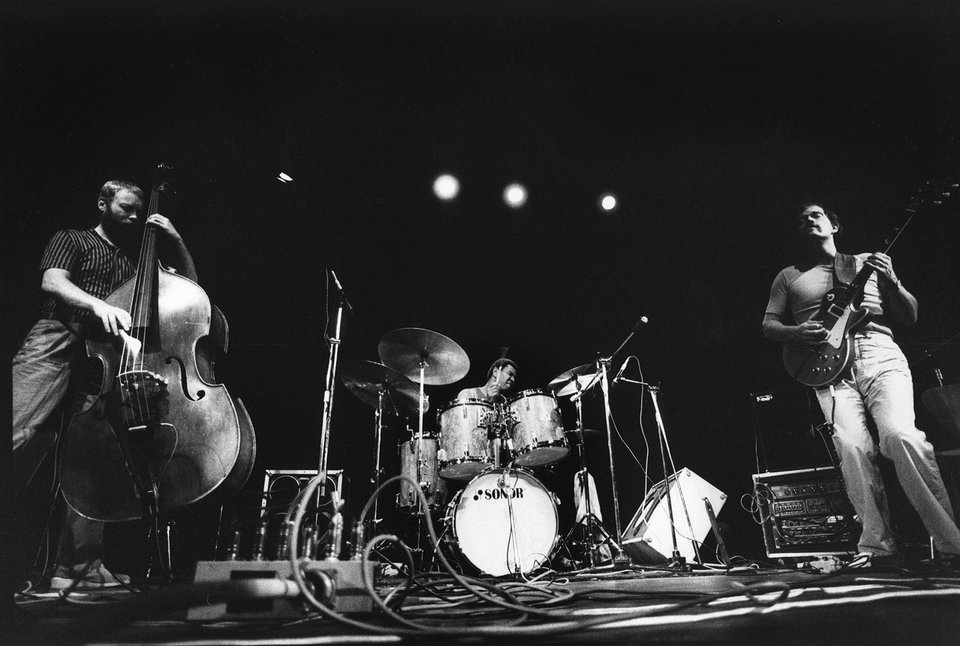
3, 0, 960, 565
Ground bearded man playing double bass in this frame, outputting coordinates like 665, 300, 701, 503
11, 180, 197, 590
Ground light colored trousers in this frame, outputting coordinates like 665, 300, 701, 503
815, 332, 960, 556
12, 318, 104, 564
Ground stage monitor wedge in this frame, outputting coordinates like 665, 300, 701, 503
621, 468, 726, 565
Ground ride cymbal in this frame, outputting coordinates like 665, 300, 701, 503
378, 327, 470, 386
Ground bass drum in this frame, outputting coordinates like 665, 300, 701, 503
444, 469, 557, 576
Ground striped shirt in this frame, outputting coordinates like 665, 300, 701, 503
39, 228, 136, 320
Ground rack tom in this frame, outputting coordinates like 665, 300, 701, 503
438, 398, 496, 480
506, 389, 568, 467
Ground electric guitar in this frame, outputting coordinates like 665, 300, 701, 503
782, 182, 955, 387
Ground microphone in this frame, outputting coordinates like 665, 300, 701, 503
329, 268, 354, 312
613, 357, 631, 384
633, 315, 650, 332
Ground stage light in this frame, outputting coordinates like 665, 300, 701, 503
277, 172, 293, 183
599, 193, 618, 211
503, 183, 527, 208
433, 174, 460, 200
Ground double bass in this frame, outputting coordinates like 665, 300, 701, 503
61, 172, 255, 522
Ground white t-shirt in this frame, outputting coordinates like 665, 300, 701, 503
765, 253, 892, 337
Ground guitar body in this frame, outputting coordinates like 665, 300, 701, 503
783, 332, 852, 387
782, 295, 871, 387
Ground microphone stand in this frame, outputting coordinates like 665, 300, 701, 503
596, 356, 630, 565
318, 269, 350, 496
620, 377, 691, 569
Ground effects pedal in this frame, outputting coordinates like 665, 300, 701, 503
187, 559, 375, 621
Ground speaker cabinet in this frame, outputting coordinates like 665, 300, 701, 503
621, 468, 726, 564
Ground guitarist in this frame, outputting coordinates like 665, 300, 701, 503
11, 180, 197, 590
762, 202, 960, 567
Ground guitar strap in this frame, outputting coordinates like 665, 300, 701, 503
832, 253, 858, 285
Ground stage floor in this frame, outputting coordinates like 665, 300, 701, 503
9, 561, 960, 645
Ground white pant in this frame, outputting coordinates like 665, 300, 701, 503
815, 332, 960, 556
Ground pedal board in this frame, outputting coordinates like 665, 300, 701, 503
186, 559, 374, 621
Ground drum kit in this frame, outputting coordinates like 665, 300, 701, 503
339, 327, 623, 577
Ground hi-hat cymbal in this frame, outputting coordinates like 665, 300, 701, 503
378, 327, 470, 386
564, 428, 604, 438
549, 363, 599, 398
340, 359, 425, 416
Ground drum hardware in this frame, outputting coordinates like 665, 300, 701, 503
388, 479, 452, 574
378, 328, 469, 565
558, 374, 617, 568
550, 317, 648, 567
340, 359, 425, 531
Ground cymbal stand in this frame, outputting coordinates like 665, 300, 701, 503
318, 269, 350, 496
564, 379, 616, 568
415, 359, 428, 504
370, 389, 387, 533
571, 319, 647, 566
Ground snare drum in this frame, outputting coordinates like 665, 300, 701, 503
444, 469, 558, 576
438, 398, 496, 480
398, 436, 447, 512
506, 389, 569, 467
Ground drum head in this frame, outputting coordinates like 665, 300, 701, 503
438, 398, 494, 415
451, 470, 557, 576
505, 388, 551, 404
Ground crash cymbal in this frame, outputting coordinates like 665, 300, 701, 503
340, 359, 424, 416
549, 363, 599, 398
378, 327, 470, 386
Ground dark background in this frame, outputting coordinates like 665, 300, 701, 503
4, 0, 960, 566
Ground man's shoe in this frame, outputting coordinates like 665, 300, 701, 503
845, 552, 873, 569
49, 561, 131, 590
845, 552, 906, 569
930, 553, 960, 573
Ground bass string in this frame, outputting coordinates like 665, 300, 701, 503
123, 187, 162, 427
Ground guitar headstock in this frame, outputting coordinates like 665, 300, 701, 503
882, 177, 958, 249
905, 178, 958, 213
153, 162, 175, 195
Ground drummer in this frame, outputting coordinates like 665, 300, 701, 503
457, 358, 518, 403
